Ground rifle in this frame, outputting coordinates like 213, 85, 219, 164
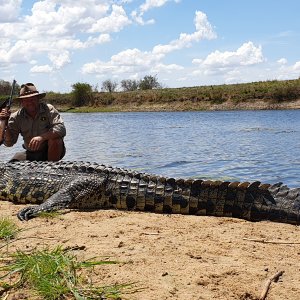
0, 79, 16, 145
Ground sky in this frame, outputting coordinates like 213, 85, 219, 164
1, 0, 300, 93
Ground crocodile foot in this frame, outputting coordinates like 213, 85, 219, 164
17, 206, 40, 221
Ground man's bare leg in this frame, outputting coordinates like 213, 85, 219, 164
48, 138, 65, 161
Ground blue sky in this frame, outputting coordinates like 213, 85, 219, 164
1, 0, 300, 93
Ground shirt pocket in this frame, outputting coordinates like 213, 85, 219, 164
39, 116, 51, 132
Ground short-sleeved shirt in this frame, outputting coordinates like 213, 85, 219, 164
5, 103, 66, 150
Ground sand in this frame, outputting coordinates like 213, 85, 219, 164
0, 201, 299, 300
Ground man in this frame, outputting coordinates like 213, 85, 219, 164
0, 82, 66, 161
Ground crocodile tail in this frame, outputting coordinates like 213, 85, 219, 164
108, 173, 300, 225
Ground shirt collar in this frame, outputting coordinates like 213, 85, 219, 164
21, 103, 46, 118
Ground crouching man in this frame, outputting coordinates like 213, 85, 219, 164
0, 83, 66, 161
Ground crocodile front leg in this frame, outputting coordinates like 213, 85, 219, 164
17, 175, 107, 221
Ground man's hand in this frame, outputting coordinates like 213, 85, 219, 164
28, 136, 46, 151
0, 108, 11, 120
0, 108, 11, 145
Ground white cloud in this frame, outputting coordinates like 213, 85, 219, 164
152, 63, 184, 73
88, 5, 131, 33
292, 61, 300, 71
82, 60, 119, 74
118, 0, 134, 3
111, 48, 158, 66
0, 0, 22, 22
82, 11, 214, 79
140, 0, 170, 13
277, 58, 287, 65
153, 11, 216, 55
85, 34, 111, 47
82, 48, 160, 75
132, 0, 180, 25
30, 64, 53, 73
196, 41, 264, 69
190, 42, 266, 84
51, 34, 111, 50
0, 0, 128, 75
0, 40, 35, 64
271, 60, 300, 81
190, 42, 300, 86
139, 0, 180, 13
24, 1, 110, 37
48, 51, 71, 69
192, 58, 202, 65
131, 10, 154, 25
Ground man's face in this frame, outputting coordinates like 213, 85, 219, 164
21, 96, 39, 115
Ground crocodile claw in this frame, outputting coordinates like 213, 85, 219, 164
17, 206, 39, 221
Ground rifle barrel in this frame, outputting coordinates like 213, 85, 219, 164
8, 79, 16, 107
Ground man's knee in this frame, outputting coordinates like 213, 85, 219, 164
48, 138, 63, 148
47, 138, 66, 161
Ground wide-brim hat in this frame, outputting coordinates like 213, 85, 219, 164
17, 83, 46, 100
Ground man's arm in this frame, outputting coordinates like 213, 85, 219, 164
0, 108, 18, 147
47, 104, 66, 138
28, 104, 66, 152
28, 131, 62, 151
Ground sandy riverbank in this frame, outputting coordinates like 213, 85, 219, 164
0, 201, 299, 300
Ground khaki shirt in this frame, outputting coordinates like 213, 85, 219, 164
5, 103, 66, 150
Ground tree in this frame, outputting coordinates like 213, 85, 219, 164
0, 80, 12, 95
138, 75, 162, 90
0, 80, 20, 105
101, 80, 118, 93
71, 82, 93, 107
120, 79, 139, 91
0, 80, 20, 96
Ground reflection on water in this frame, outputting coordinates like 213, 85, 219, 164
1, 110, 299, 187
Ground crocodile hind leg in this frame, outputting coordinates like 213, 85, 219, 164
17, 176, 107, 221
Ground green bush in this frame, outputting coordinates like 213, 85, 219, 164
71, 82, 93, 107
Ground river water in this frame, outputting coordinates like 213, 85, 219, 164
1, 110, 299, 187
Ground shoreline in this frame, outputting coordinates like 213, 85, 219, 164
58, 98, 300, 113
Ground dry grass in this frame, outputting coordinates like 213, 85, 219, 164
40, 78, 300, 112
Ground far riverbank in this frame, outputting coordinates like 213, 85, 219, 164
50, 78, 300, 112
3, 78, 300, 112
57, 98, 300, 113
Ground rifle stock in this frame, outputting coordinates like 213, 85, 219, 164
0, 80, 16, 145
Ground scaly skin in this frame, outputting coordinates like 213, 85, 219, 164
0, 160, 299, 223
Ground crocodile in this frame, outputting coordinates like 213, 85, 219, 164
0, 160, 299, 224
